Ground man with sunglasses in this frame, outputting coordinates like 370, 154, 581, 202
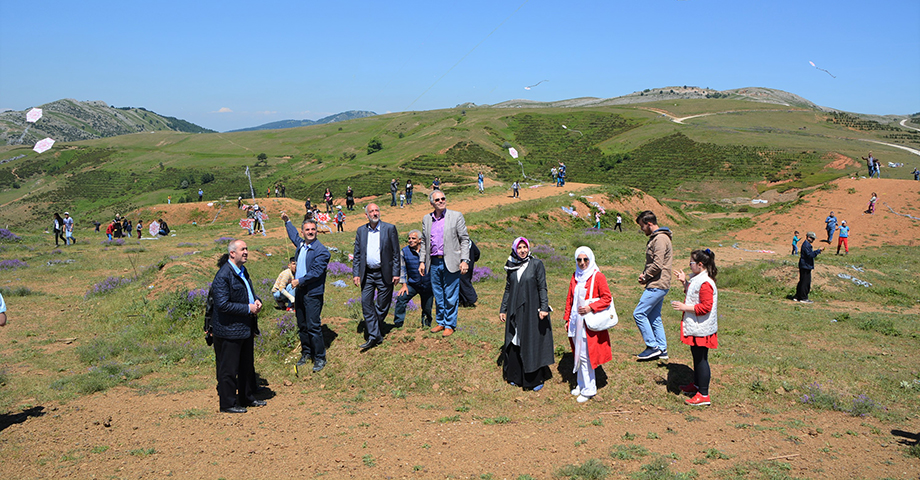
419, 191, 470, 337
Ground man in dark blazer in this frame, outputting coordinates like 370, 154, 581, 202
211, 239, 264, 413
352, 203, 400, 349
282, 213, 331, 373
419, 191, 470, 337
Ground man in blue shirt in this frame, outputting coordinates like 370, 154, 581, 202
282, 212, 331, 373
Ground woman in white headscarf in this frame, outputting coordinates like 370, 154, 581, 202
562, 246, 613, 403
499, 237, 553, 391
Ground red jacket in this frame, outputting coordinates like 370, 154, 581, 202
563, 271, 613, 369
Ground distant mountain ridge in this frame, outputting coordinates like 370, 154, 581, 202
228, 110, 377, 132
466, 86, 833, 112
0, 99, 214, 145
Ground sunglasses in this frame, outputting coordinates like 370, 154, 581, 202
433, 197, 446, 202
576, 258, 589, 263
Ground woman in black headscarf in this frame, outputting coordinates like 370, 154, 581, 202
499, 237, 554, 391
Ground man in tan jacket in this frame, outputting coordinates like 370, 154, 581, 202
271, 257, 297, 311
633, 211, 673, 361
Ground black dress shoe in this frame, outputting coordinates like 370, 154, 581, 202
312, 359, 326, 372
358, 339, 380, 350
246, 400, 267, 407
220, 406, 247, 414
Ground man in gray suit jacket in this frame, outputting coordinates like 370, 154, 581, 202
419, 191, 470, 337
353, 203, 400, 349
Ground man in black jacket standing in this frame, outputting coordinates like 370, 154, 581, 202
211, 239, 264, 413
352, 203, 400, 349
793, 232, 822, 304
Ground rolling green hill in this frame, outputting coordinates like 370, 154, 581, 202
1, 90, 918, 228
0, 99, 214, 146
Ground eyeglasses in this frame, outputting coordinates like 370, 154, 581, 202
689, 261, 697, 265
433, 197, 446, 202
576, 258, 589, 263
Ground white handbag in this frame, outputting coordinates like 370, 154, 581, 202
582, 272, 618, 331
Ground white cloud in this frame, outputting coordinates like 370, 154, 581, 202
217, 107, 233, 113
256, 111, 277, 115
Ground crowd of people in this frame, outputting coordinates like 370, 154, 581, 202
208, 202, 725, 413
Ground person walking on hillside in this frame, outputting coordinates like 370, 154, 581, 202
324, 188, 333, 213
912, 167, 920, 181
346, 187, 355, 211
836, 221, 850, 255
862, 153, 874, 177
419, 191, 471, 337
614, 214, 623, 232
478, 171, 485, 194
633, 211, 672, 361
63, 212, 75, 245
390, 179, 399, 207
558, 162, 566, 187
671, 248, 720, 406
594, 211, 601, 229
137, 220, 143, 239
866, 192, 877, 214
283, 212, 331, 373
512, 181, 520, 198
824, 211, 838, 244
793, 232, 821, 304
873, 158, 881, 178
198, 188, 204, 201
791, 231, 800, 255
352, 204, 400, 350
335, 206, 345, 233
53, 213, 66, 246
405, 179, 414, 205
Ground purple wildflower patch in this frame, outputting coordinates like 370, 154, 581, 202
85, 276, 134, 299
0, 259, 27, 270
186, 288, 209, 304
471, 266, 497, 283
101, 238, 125, 246
214, 237, 234, 245
0, 228, 21, 242
51, 249, 63, 255
531, 244, 555, 256
328, 261, 351, 277
177, 242, 196, 247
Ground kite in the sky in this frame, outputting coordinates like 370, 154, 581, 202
562, 125, 583, 136
508, 147, 519, 159
26, 108, 42, 123
33, 137, 55, 154
524, 80, 548, 90
809, 61, 836, 78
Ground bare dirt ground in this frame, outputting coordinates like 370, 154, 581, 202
2, 182, 919, 479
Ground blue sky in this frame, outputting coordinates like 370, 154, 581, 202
1, 0, 918, 132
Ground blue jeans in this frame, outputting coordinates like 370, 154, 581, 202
633, 288, 669, 351
272, 284, 295, 308
430, 258, 460, 329
393, 283, 434, 327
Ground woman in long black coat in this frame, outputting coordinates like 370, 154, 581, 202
499, 237, 554, 391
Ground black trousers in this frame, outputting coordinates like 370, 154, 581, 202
362, 269, 393, 342
795, 268, 812, 301
214, 336, 257, 409
295, 292, 326, 360
614, 223, 622, 232
690, 346, 711, 396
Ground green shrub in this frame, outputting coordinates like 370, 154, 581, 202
553, 458, 609, 479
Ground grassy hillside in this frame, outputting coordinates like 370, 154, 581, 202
1, 99, 918, 228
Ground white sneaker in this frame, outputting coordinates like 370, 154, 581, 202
571, 388, 581, 396
576, 395, 592, 403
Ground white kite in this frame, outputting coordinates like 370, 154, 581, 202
809, 61, 836, 78
524, 80, 548, 90
26, 108, 42, 123
562, 125, 583, 136
508, 147, 519, 159
33, 137, 55, 154
148, 220, 160, 237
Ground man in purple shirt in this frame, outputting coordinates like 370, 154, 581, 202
419, 191, 470, 337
